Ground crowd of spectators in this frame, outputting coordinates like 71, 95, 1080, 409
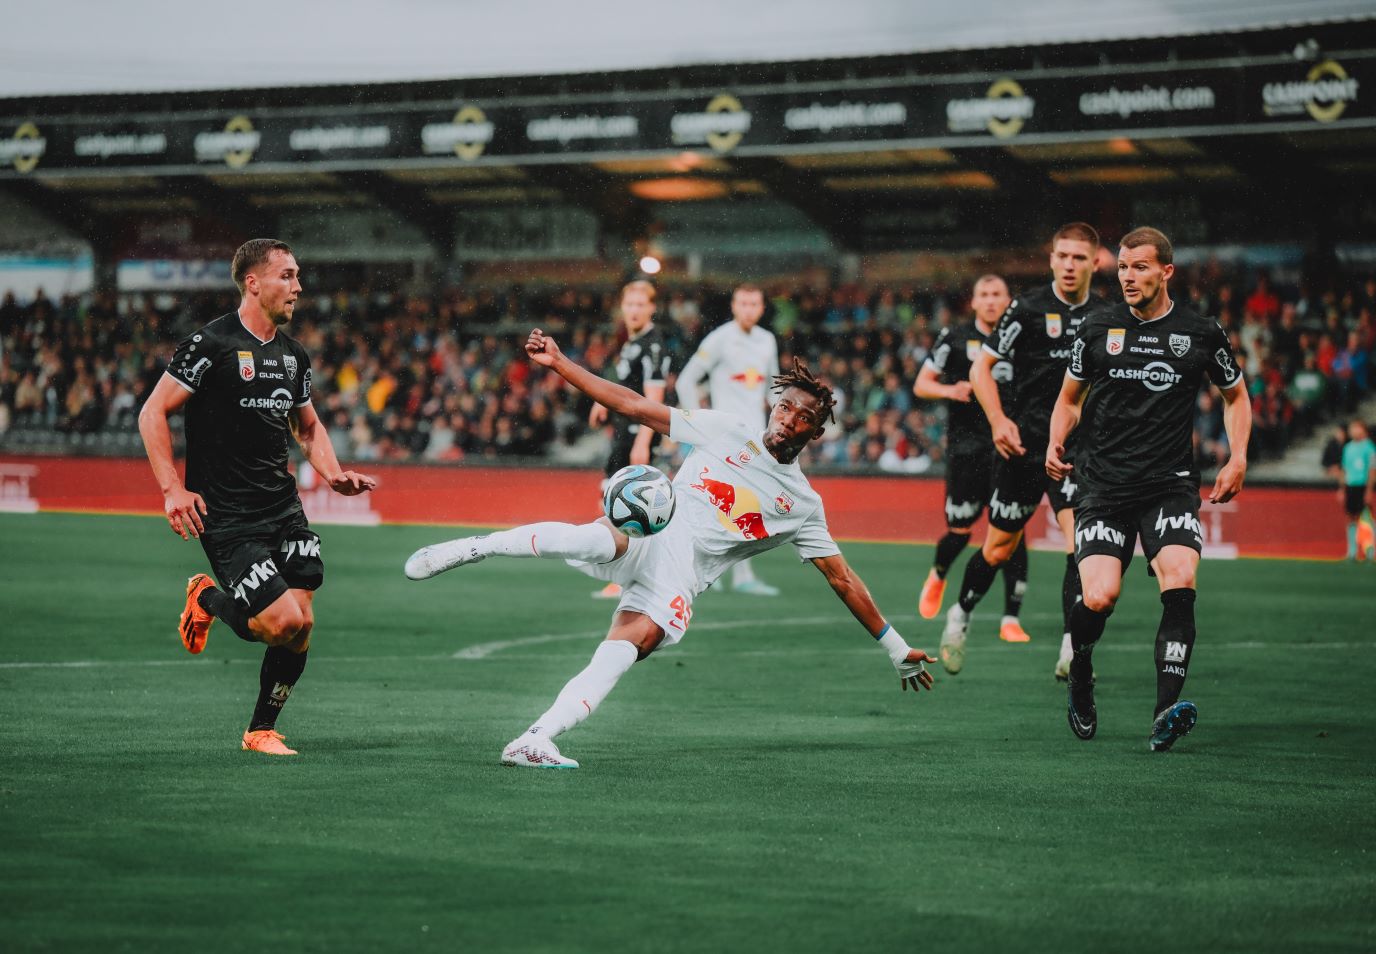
1, 262, 1373, 475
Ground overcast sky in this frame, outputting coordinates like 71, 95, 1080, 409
2, 0, 1370, 98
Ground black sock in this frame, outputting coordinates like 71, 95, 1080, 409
933, 532, 971, 579
1002, 537, 1029, 618
1062, 554, 1082, 636
1154, 589, 1198, 716
198, 587, 258, 643
248, 646, 309, 732
1068, 601, 1111, 683
957, 550, 999, 613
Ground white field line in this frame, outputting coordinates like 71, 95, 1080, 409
0, 608, 1370, 672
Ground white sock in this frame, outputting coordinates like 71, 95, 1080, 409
485, 522, 616, 563
528, 640, 639, 739
731, 558, 757, 587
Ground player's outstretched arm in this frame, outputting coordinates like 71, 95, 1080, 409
527, 329, 672, 436
1210, 380, 1251, 504
290, 403, 377, 496
138, 374, 207, 540
810, 554, 935, 693
971, 351, 1022, 458
1046, 374, 1087, 481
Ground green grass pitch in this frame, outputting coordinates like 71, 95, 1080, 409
1, 512, 1373, 953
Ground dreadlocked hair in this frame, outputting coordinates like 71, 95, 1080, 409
771, 358, 837, 423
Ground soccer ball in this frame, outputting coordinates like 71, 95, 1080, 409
603, 464, 676, 537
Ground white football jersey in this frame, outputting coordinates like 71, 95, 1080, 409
662, 408, 839, 591
676, 322, 780, 430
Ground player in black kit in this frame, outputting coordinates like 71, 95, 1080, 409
1047, 226, 1250, 752
138, 239, 376, 756
589, 279, 673, 599
914, 274, 1032, 643
940, 223, 1115, 678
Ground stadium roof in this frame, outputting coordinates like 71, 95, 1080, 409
3, 0, 1372, 98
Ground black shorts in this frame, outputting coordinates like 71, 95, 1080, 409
1344, 485, 1368, 518
605, 423, 661, 477
944, 452, 995, 530
987, 453, 1048, 532
199, 510, 324, 616
1046, 470, 1081, 514
1074, 489, 1203, 573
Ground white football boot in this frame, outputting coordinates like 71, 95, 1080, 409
501, 734, 580, 769
1054, 632, 1074, 681
939, 603, 969, 675
404, 535, 489, 580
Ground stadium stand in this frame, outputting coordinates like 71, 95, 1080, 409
2, 263, 1372, 472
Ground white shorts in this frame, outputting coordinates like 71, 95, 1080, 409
569, 531, 698, 646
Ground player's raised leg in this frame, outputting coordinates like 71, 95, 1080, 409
405, 520, 625, 580
501, 611, 662, 768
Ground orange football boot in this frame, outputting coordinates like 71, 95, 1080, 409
591, 582, 623, 600
179, 574, 216, 654
918, 569, 946, 619
242, 729, 297, 756
999, 616, 1032, 643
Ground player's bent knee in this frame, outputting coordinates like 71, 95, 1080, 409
1081, 586, 1119, 613
254, 603, 307, 645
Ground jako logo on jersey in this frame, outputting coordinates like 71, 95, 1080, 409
1077, 521, 1127, 547
946, 498, 981, 521
1214, 348, 1238, 381
774, 493, 794, 515
240, 388, 295, 414
237, 351, 254, 381
1045, 313, 1062, 338
997, 321, 1023, 355
183, 356, 212, 388
232, 558, 278, 601
1155, 508, 1204, 539
988, 492, 1034, 523
1164, 640, 1189, 663
1110, 361, 1183, 392
281, 537, 321, 560
1170, 333, 1191, 357
1106, 329, 1125, 355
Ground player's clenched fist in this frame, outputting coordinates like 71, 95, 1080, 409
525, 329, 562, 367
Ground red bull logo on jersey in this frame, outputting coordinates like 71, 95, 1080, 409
689, 467, 771, 539
237, 350, 255, 381
774, 493, 794, 515
730, 367, 766, 389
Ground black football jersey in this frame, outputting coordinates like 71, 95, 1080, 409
1069, 301, 1243, 499
165, 313, 313, 531
610, 324, 673, 431
983, 285, 1114, 447
924, 320, 1012, 458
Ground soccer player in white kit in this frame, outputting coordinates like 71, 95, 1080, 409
405, 329, 937, 769
675, 284, 782, 596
